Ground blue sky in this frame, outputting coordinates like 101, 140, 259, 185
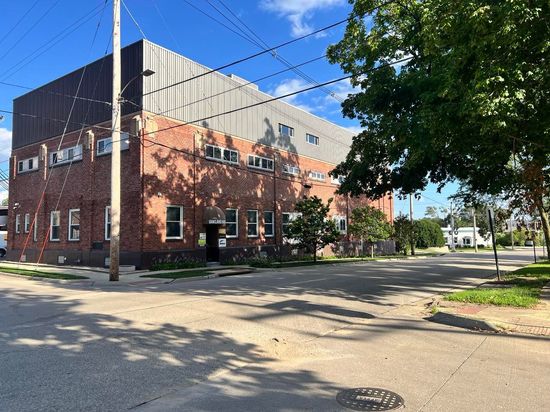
0, 0, 457, 215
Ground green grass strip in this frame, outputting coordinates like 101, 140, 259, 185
0, 266, 88, 280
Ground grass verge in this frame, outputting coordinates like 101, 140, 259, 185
141, 269, 213, 279
0, 266, 89, 280
445, 261, 550, 308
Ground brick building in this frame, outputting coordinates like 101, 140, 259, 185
7, 40, 393, 268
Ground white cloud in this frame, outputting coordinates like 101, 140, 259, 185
269, 78, 314, 112
261, 0, 345, 37
344, 125, 364, 135
0, 128, 12, 159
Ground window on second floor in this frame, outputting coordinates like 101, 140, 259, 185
247, 154, 274, 171
17, 157, 39, 174
50, 145, 83, 166
334, 216, 347, 234
306, 133, 319, 145
282, 164, 300, 176
279, 123, 294, 137
96, 133, 130, 155
308, 171, 326, 181
205, 144, 239, 164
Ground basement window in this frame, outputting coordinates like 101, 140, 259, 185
205, 144, 239, 164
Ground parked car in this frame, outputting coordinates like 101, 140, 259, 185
0, 230, 7, 258
525, 240, 534, 247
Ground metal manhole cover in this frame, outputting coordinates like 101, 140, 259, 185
336, 387, 404, 411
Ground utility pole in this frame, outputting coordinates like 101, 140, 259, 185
409, 194, 415, 256
509, 216, 514, 249
109, 0, 121, 281
487, 207, 501, 281
472, 208, 478, 253
450, 201, 456, 252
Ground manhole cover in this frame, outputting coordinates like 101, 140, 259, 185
336, 387, 404, 411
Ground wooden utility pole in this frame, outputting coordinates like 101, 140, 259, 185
409, 194, 415, 256
109, 0, 121, 281
450, 201, 456, 252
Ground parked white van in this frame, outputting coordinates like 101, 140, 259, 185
0, 230, 7, 258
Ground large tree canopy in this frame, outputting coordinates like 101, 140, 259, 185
327, 0, 550, 252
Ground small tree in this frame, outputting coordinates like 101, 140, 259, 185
414, 219, 446, 248
287, 196, 340, 262
349, 205, 392, 257
393, 215, 413, 256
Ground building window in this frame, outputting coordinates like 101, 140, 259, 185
17, 157, 39, 174
105, 206, 111, 240
282, 212, 300, 236
282, 164, 300, 176
225, 208, 238, 238
308, 171, 326, 181
334, 216, 347, 234
15, 214, 20, 234
247, 210, 258, 237
166, 205, 183, 239
50, 145, 83, 166
68, 209, 80, 241
331, 175, 345, 185
279, 123, 294, 137
50, 211, 60, 241
24, 213, 30, 233
205, 144, 239, 164
33, 214, 38, 242
96, 133, 130, 155
306, 133, 319, 145
264, 211, 274, 238
247, 154, 274, 171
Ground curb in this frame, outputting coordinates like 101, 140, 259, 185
0, 271, 93, 285
426, 311, 500, 333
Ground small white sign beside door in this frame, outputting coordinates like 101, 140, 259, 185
218, 238, 227, 248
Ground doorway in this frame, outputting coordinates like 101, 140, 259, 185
205, 225, 220, 262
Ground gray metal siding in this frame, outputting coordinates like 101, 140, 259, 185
142, 41, 352, 164
12, 41, 144, 149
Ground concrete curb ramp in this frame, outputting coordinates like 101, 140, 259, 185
426, 311, 500, 333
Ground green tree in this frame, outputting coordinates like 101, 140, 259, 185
348, 205, 392, 257
393, 215, 414, 255
327, 0, 550, 257
1, 198, 7, 206
414, 219, 446, 248
286, 196, 340, 262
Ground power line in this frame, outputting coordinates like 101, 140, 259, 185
142, 1, 394, 97
0, 0, 41, 48
0, 2, 106, 80
0, 0, 62, 63
142, 57, 413, 138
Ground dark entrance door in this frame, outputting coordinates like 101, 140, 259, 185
205, 225, 220, 262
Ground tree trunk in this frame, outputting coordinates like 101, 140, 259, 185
535, 201, 550, 259
313, 244, 317, 263
371, 243, 374, 259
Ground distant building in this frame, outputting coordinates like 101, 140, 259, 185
441, 226, 491, 248
7, 40, 393, 268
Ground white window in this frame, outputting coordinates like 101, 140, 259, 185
50, 145, 83, 166
15, 214, 21, 234
282, 212, 300, 236
96, 133, 130, 155
264, 211, 274, 238
33, 214, 38, 242
282, 164, 300, 176
17, 157, 39, 174
205, 144, 239, 164
247, 154, 274, 171
105, 206, 111, 240
309, 171, 326, 181
68, 209, 80, 241
279, 123, 294, 137
24, 213, 30, 233
247, 210, 258, 237
166, 205, 183, 239
225, 208, 238, 238
334, 216, 347, 234
331, 175, 345, 185
50, 211, 60, 241
306, 133, 319, 145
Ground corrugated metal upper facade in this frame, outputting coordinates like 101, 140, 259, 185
142, 40, 353, 164
13, 40, 353, 164
12, 42, 144, 149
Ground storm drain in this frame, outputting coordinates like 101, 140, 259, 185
336, 387, 404, 411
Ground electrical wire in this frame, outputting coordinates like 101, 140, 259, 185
0, 80, 111, 105
0, 0, 41, 48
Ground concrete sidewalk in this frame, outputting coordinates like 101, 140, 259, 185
0, 260, 252, 287
431, 283, 550, 336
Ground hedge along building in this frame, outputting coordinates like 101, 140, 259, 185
7, 40, 393, 268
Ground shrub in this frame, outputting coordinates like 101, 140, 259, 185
150, 259, 206, 271
414, 219, 446, 248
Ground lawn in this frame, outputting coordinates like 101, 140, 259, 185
445, 261, 550, 308
141, 269, 214, 279
0, 266, 89, 280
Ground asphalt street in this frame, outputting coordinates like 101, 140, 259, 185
1, 250, 548, 411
